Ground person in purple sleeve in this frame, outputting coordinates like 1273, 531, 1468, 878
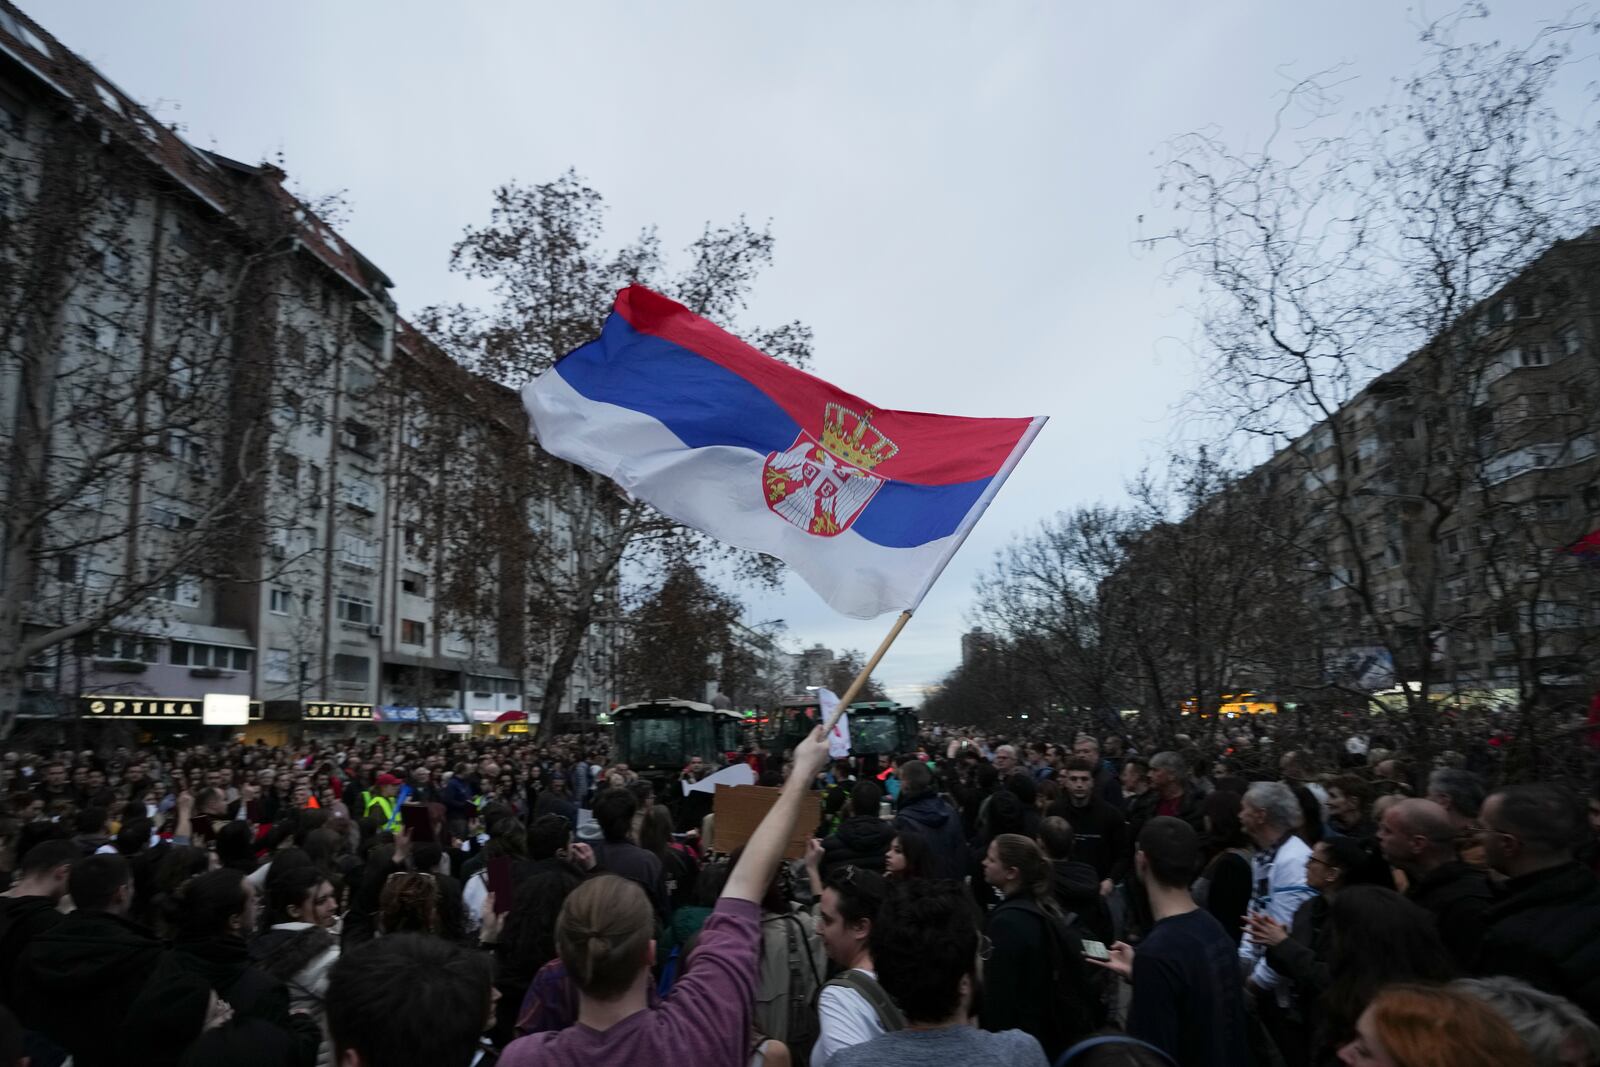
498, 725, 834, 1067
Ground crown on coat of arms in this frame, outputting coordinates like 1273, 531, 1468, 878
821, 402, 899, 470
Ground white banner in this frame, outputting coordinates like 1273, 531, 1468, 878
820, 688, 851, 759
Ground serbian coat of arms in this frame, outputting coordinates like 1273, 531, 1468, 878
763, 403, 899, 537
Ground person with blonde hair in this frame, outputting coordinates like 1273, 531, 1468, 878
498, 726, 833, 1067
1337, 984, 1532, 1067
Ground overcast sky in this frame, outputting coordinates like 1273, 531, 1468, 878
39, 1, 1581, 705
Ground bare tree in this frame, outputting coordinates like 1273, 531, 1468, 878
1147, 8, 1600, 761
0, 62, 345, 734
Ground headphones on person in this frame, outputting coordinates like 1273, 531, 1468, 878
1054, 1035, 1179, 1067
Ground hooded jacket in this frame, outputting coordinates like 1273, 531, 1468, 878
15, 909, 164, 1067
1050, 857, 1114, 945
893, 792, 967, 882
820, 815, 895, 878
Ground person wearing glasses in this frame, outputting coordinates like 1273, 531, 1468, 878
1474, 784, 1600, 1022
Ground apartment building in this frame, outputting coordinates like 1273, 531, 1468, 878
0, 3, 612, 735
1250, 229, 1600, 704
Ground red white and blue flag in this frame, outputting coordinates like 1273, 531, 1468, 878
524, 286, 1045, 618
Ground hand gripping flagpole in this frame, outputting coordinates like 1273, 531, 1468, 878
820, 414, 1047, 736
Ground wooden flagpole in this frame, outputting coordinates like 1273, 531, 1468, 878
821, 610, 912, 734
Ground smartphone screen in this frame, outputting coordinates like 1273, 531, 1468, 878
487, 856, 513, 914
1080, 939, 1111, 961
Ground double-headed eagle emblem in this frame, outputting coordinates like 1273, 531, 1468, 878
762, 403, 898, 537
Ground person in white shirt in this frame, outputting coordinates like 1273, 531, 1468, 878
804, 840, 904, 1066
1239, 781, 1316, 998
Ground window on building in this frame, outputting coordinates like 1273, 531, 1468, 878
172, 220, 201, 256
341, 420, 376, 457
171, 642, 250, 671
95, 633, 157, 662
352, 314, 384, 352
0, 83, 24, 136
264, 648, 292, 684
1584, 485, 1600, 512
333, 654, 370, 684
149, 503, 196, 531
1537, 496, 1569, 522
400, 570, 426, 596
155, 576, 202, 607
341, 476, 377, 513
401, 619, 426, 645
336, 595, 374, 625
1441, 532, 1461, 557
269, 588, 292, 615
55, 554, 78, 583
337, 533, 376, 571
1518, 344, 1548, 368
1560, 325, 1582, 356
166, 430, 206, 468
278, 453, 300, 488
274, 391, 301, 427
346, 361, 377, 396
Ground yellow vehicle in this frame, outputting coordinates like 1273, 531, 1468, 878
1180, 692, 1278, 718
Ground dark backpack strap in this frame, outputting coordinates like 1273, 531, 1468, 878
825, 969, 906, 1032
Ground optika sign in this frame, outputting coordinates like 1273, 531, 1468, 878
81, 697, 201, 719
303, 702, 373, 721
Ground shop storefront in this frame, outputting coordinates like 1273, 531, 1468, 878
423, 707, 469, 733
375, 705, 423, 736
471, 710, 534, 737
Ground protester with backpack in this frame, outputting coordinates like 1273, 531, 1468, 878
979, 833, 1100, 1061
803, 842, 903, 1066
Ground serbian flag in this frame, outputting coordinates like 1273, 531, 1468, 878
524, 286, 1045, 618
1564, 528, 1600, 565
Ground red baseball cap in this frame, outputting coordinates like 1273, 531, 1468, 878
376, 773, 403, 787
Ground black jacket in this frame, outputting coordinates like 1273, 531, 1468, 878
1406, 860, 1494, 971
981, 895, 1099, 1061
1050, 858, 1114, 945
173, 934, 293, 1025
893, 792, 967, 882
15, 910, 164, 1067
1476, 861, 1600, 1020
0, 894, 63, 1004
821, 815, 895, 879
1049, 798, 1129, 882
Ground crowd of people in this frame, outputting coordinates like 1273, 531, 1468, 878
0, 717, 1594, 1067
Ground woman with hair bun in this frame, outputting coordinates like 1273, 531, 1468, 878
979, 833, 1100, 1061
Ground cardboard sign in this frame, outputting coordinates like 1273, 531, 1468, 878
711, 784, 821, 860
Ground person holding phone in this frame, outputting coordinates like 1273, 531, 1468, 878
498, 726, 833, 1067
1089, 817, 1251, 1067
